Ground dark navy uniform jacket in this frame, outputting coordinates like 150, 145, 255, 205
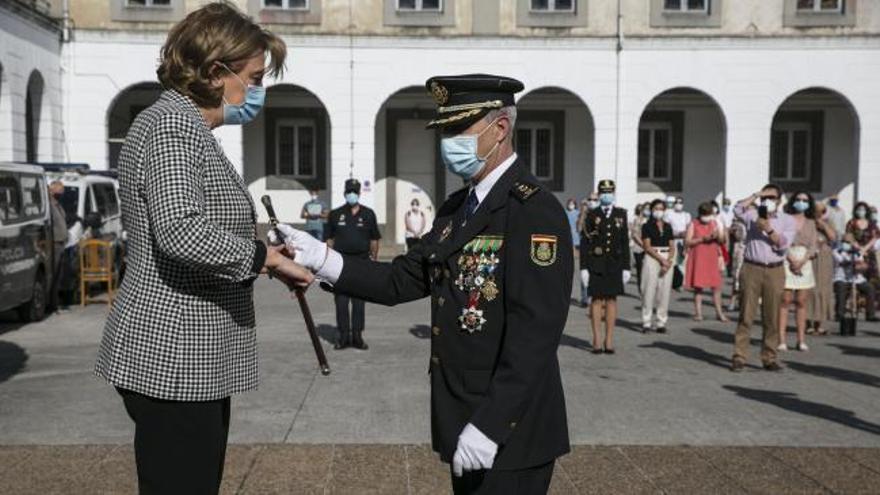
580, 206, 630, 273
331, 159, 573, 470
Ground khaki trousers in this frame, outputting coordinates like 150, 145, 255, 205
640, 253, 673, 328
734, 262, 785, 365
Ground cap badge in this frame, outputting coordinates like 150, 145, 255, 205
430, 82, 449, 106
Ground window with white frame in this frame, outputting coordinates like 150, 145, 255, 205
262, 0, 309, 10
663, 0, 708, 13
796, 0, 843, 13
530, 0, 575, 12
397, 0, 442, 11
126, 0, 171, 7
771, 122, 812, 182
276, 119, 317, 178
516, 123, 554, 181
637, 122, 673, 181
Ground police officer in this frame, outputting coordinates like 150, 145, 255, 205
581, 180, 630, 354
273, 74, 572, 495
324, 178, 380, 350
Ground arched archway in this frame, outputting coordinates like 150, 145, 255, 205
373, 86, 439, 247
636, 87, 727, 209
769, 87, 860, 211
106, 82, 163, 169
515, 86, 595, 204
243, 83, 331, 223
25, 70, 44, 163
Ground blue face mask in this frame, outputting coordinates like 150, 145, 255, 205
345, 192, 359, 206
439, 120, 500, 181
599, 193, 614, 206
220, 63, 265, 126
840, 242, 852, 252
793, 200, 809, 212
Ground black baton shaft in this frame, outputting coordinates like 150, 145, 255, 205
261, 195, 331, 376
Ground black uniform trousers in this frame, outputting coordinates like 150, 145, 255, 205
451, 461, 555, 495
117, 388, 230, 495
334, 292, 366, 334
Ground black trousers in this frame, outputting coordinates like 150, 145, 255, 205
451, 461, 555, 495
335, 292, 365, 334
634, 252, 645, 290
834, 281, 876, 319
118, 388, 231, 495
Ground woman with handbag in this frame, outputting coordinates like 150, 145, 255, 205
684, 202, 729, 322
777, 191, 819, 351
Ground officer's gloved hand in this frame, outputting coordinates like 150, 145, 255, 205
622, 269, 632, 285
268, 224, 328, 273
452, 423, 498, 477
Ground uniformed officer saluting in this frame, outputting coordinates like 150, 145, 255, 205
581, 179, 630, 354
272, 74, 573, 495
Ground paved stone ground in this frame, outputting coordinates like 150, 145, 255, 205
1, 273, 879, 493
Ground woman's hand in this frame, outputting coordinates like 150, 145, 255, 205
264, 245, 314, 288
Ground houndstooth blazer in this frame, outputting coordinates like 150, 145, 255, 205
95, 89, 266, 401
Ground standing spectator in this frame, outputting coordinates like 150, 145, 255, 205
833, 234, 878, 322
846, 201, 879, 290
727, 216, 748, 312
665, 196, 691, 290
582, 180, 629, 354
808, 201, 836, 336
719, 198, 734, 230
777, 192, 818, 352
630, 203, 647, 291
326, 178, 381, 350
684, 202, 728, 322
825, 195, 847, 239
404, 198, 427, 251
301, 188, 328, 241
730, 184, 796, 372
640, 199, 675, 333
566, 197, 580, 252
47, 181, 69, 311
577, 192, 600, 307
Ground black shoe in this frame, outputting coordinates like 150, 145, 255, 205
763, 362, 783, 372
334, 332, 351, 350
730, 361, 745, 372
604, 348, 616, 355
656, 327, 667, 334
591, 347, 604, 355
351, 331, 369, 350
641, 327, 651, 334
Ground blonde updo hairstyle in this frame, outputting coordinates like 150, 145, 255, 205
157, 1, 286, 108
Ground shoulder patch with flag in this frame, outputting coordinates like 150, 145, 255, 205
530, 234, 558, 267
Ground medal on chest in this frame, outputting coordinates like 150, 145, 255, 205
455, 236, 503, 333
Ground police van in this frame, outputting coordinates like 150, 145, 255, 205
0, 163, 53, 321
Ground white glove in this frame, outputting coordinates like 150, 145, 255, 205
622, 269, 632, 285
268, 224, 328, 273
451, 423, 497, 477
580, 269, 590, 288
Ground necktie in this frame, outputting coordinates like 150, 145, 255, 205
464, 189, 479, 223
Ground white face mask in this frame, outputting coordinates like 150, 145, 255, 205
700, 215, 713, 224
674, 204, 684, 212
588, 200, 600, 209
311, 194, 318, 201
763, 200, 778, 213
652, 210, 664, 220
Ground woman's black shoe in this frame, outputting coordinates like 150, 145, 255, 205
604, 348, 616, 355
656, 327, 667, 334
591, 347, 604, 355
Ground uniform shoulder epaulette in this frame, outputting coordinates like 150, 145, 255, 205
511, 180, 541, 202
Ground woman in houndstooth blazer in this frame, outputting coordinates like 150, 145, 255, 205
94, 4, 309, 494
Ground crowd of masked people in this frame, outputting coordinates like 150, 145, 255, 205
565, 183, 879, 370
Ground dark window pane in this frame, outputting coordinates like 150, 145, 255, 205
555, 0, 574, 10
516, 129, 532, 171
791, 130, 809, 179
298, 126, 315, 177
797, 0, 815, 9
653, 129, 670, 179
21, 176, 42, 217
422, 0, 441, 10
127, 0, 146, 5
279, 126, 295, 175
820, 0, 840, 10
770, 130, 788, 179
0, 175, 21, 222
687, 0, 705, 10
637, 129, 650, 178
664, 0, 681, 10
289, 0, 308, 8
398, 0, 417, 9
535, 128, 552, 178
151, 0, 170, 5
264, 0, 283, 7
531, 0, 549, 11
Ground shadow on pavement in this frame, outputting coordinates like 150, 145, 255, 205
691, 327, 760, 346
784, 361, 879, 389
723, 385, 880, 435
0, 311, 24, 336
409, 324, 430, 339
0, 341, 28, 384
638, 341, 746, 370
863, 330, 880, 337
316, 324, 337, 346
559, 333, 591, 350
829, 343, 880, 359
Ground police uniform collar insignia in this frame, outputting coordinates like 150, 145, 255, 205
512, 181, 539, 201
530, 234, 558, 266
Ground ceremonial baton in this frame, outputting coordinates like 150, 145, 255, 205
261, 195, 331, 376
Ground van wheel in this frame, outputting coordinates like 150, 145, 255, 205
18, 272, 47, 323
